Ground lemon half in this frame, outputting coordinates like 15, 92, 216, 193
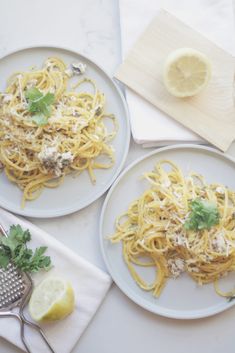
163, 48, 211, 98
29, 277, 75, 322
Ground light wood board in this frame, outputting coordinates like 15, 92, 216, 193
115, 9, 235, 151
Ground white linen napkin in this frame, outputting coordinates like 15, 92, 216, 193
0, 208, 111, 353
119, 0, 235, 147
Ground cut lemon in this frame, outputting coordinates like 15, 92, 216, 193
163, 48, 211, 98
29, 276, 75, 322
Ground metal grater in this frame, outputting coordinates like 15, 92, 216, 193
0, 224, 55, 353
0, 262, 28, 310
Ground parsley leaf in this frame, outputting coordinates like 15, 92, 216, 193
31, 114, 48, 126
0, 249, 10, 268
184, 199, 220, 231
25, 87, 55, 126
1, 225, 30, 252
25, 87, 43, 101
0, 224, 52, 273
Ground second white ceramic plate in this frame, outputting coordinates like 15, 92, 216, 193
100, 145, 235, 319
0, 46, 130, 218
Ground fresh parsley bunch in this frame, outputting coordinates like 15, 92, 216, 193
184, 199, 220, 231
25, 87, 55, 126
0, 225, 52, 273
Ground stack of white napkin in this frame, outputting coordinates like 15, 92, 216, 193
119, 0, 235, 147
0, 208, 111, 353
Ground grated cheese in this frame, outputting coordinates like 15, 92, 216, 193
71, 62, 87, 75
38, 146, 74, 177
211, 231, 228, 255
1, 93, 13, 103
216, 186, 225, 194
167, 258, 185, 278
26, 79, 38, 90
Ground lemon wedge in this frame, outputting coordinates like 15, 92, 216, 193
29, 276, 75, 322
163, 48, 211, 98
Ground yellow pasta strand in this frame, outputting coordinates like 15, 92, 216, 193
0, 57, 117, 206
109, 160, 235, 298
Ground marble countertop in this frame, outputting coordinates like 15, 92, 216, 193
1, 0, 235, 352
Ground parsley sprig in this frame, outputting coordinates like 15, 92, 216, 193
184, 199, 220, 231
0, 225, 52, 273
25, 87, 55, 126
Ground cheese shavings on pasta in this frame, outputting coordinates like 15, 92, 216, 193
109, 160, 235, 298
0, 57, 117, 207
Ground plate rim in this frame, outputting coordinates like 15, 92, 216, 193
99, 143, 235, 319
0, 45, 130, 218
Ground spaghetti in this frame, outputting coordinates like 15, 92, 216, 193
110, 160, 235, 298
0, 57, 117, 207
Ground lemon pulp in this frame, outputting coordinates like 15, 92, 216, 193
29, 276, 75, 322
163, 48, 211, 98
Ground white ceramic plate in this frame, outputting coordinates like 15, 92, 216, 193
100, 144, 235, 319
0, 46, 130, 218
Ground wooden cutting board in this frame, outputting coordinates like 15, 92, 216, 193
115, 9, 235, 152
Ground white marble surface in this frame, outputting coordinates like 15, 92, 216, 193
1, 0, 235, 352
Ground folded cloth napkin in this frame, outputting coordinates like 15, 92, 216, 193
119, 0, 235, 147
0, 208, 112, 353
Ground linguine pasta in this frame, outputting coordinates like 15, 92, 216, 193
0, 57, 117, 207
110, 160, 235, 299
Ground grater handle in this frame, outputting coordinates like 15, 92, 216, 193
0, 224, 55, 353
0, 311, 31, 353
20, 309, 56, 353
